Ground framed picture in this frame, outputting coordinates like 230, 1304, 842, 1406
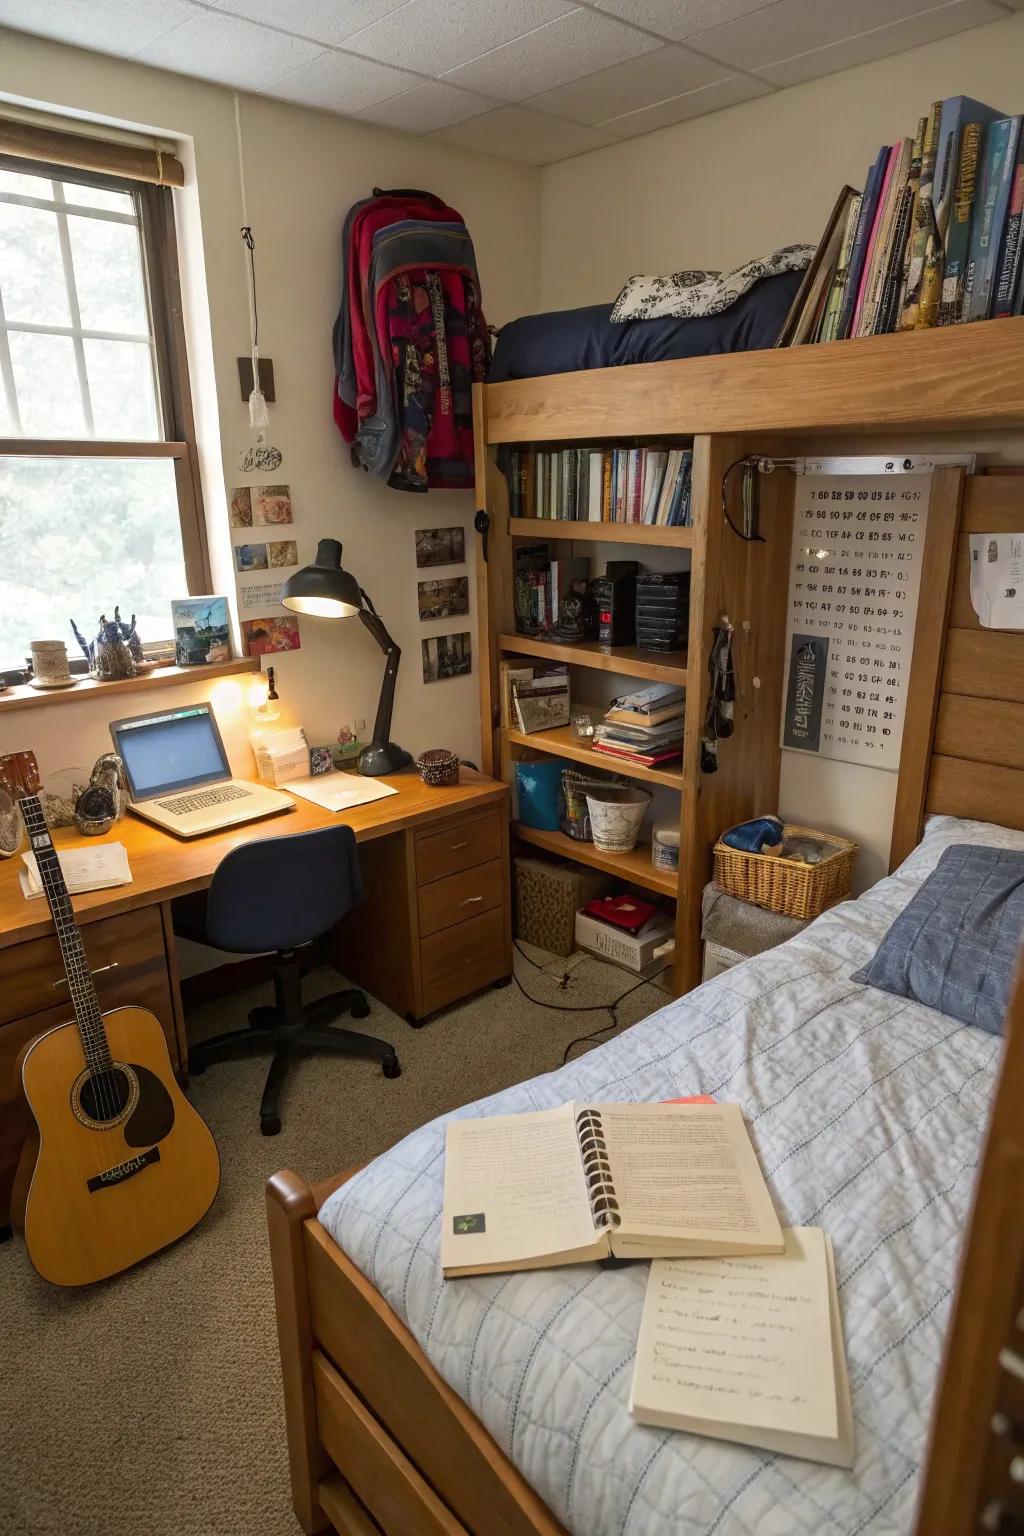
233, 542, 268, 573
254, 484, 293, 526
171, 596, 232, 666
268, 539, 298, 569
415, 526, 465, 568
241, 615, 301, 657
229, 486, 253, 528
422, 631, 471, 683
417, 575, 469, 621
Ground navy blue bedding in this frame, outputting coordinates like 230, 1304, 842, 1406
488, 269, 802, 382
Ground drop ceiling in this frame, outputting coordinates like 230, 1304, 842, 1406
0, 0, 1017, 164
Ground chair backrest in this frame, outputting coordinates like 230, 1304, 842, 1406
204, 824, 364, 954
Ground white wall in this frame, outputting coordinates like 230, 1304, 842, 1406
538, 11, 1024, 886
0, 29, 540, 779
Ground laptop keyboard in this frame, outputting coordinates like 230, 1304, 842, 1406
157, 784, 251, 815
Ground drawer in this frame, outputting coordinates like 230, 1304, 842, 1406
415, 809, 503, 887
0, 905, 168, 1028
418, 859, 504, 939
420, 907, 508, 1016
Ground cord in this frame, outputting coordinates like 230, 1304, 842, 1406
511, 943, 670, 1065
721, 456, 765, 543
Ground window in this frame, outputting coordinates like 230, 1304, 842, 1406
0, 156, 208, 673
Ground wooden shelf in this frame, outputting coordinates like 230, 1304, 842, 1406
506, 724, 684, 790
483, 316, 1024, 443
0, 657, 259, 713
513, 823, 677, 897
509, 518, 694, 548
499, 633, 687, 684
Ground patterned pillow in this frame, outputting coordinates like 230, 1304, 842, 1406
854, 844, 1024, 1034
610, 244, 815, 323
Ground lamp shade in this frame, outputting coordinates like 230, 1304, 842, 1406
281, 538, 361, 618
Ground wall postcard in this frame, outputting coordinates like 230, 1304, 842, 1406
229, 486, 253, 528
422, 631, 471, 683
268, 539, 298, 569
234, 542, 268, 573
415, 527, 465, 568
242, 615, 301, 657
418, 576, 469, 622
254, 484, 293, 526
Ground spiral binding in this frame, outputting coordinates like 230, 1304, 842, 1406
575, 1109, 620, 1230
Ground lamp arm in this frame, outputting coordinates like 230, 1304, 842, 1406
357, 592, 401, 751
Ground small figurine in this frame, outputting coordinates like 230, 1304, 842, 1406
74, 753, 127, 836
70, 614, 137, 681
113, 607, 145, 664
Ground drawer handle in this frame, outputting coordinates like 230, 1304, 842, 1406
460, 895, 483, 906
450, 841, 469, 851
52, 962, 119, 989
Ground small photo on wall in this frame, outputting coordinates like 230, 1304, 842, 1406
229, 486, 253, 528
422, 631, 471, 683
233, 542, 269, 573
415, 526, 465, 568
241, 615, 301, 657
418, 575, 469, 622
254, 484, 293, 525
268, 539, 298, 569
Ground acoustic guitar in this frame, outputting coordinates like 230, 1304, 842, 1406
12, 792, 220, 1286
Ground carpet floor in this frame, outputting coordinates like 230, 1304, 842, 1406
0, 946, 668, 1536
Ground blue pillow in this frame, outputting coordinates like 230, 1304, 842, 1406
854, 844, 1024, 1034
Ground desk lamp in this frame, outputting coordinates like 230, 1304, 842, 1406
281, 538, 412, 776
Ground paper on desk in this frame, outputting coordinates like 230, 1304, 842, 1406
969, 532, 1024, 629
284, 773, 398, 813
20, 842, 132, 900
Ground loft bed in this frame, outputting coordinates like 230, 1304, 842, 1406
266, 337, 1024, 1535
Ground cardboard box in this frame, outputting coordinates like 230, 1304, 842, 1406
514, 855, 611, 957
575, 908, 675, 976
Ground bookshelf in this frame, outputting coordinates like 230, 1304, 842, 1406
472, 318, 1024, 996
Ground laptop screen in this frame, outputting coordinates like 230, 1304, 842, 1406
112, 704, 231, 800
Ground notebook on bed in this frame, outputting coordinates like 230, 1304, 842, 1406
441, 1101, 783, 1278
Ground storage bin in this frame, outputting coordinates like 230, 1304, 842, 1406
712, 822, 856, 921
514, 855, 611, 957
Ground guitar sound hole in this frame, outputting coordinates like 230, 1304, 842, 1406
79, 1068, 133, 1124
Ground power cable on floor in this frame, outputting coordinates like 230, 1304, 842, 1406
511, 942, 670, 1065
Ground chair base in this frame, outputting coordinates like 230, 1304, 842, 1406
189, 985, 400, 1136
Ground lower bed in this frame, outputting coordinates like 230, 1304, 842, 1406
315, 815, 1008, 1535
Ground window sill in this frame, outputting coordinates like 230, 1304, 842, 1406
0, 657, 259, 714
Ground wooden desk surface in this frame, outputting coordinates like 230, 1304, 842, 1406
0, 769, 507, 948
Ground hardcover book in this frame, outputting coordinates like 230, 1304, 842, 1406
940, 121, 984, 324
993, 136, 1024, 317
837, 146, 888, 340
962, 115, 1021, 322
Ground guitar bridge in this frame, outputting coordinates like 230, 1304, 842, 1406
86, 1145, 161, 1193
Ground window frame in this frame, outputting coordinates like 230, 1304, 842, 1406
0, 153, 212, 620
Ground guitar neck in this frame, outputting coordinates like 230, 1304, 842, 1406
18, 794, 112, 1073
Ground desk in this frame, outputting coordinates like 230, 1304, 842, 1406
0, 770, 511, 1225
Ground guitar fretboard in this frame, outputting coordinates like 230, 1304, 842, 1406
18, 795, 112, 1074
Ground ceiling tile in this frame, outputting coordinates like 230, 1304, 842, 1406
684, 0, 947, 71
258, 47, 421, 110
526, 43, 728, 125
205, 0, 412, 47
758, 0, 1008, 85
0, 0, 198, 56
134, 9, 323, 87
356, 80, 499, 131
431, 104, 616, 162
601, 72, 772, 136
440, 8, 659, 100
343, 0, 577, 77
586, 0, 780, 42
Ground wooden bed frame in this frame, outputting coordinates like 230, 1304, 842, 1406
267, 457, 1024, 1536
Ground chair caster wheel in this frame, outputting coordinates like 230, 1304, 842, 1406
382, 1055, 401, 1079
350, 994, 370, 1019
260, 1114, 282, 1136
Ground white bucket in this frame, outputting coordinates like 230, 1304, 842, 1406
584, 785, 652, 853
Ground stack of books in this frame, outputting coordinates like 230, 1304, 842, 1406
593, 683, 685, 768
505, 446, 692, 526
780, 95, 1024, 344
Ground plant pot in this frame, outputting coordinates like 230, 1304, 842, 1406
584, 785, 652, 853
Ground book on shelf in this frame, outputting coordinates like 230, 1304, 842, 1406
776, 185, 860, 347
819, 192, 861, 342
511, 665, 571, 734
962, 115, 1022, 324
505, 447, 692, 526
835, 146, 889, 341
940, 119, 985, 323
499, 659, 536, 729
873, 133, 920, 335
892, 111, 931, 332
908, 102, 946, 330
933, 95, 1005, 241
629, 1226, 855, 1468
605, 682, 686, 727
859, 138, 912, 337
993, 132, 1024, 317
441, 1100, 784, 1278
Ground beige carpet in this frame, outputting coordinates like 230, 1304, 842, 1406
0, 947, 668, 1536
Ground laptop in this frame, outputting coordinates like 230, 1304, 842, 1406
110, 703, 295, 839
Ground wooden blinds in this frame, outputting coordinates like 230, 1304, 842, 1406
0, 118, 185, 187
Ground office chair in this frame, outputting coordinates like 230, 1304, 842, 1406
174, 824, 400, 1136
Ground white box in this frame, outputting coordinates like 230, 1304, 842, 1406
702, 940, 745, 982
575, 909, 674, 975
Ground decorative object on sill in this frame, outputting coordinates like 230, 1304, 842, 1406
309, 745, 334, 777
584, 784, 652, 853
70, 614, 137, 681
701, 618, 735, 774
415, 748, 459, 787
113, 607, 145, 666
170, 596, 232, 667
282, 538, 412, 776
0, 750, 39, 857
74, 753, 128, 836
28, 639, 75, 690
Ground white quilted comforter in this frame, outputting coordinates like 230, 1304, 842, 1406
320, 817, 1012, 1536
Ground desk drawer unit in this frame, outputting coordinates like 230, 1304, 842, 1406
333, 799, 512, 1023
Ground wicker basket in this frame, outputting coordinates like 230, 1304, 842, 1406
712, 823, 857, 921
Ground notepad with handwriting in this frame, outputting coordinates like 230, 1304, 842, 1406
630, 1226, 854, 1467
441, 1101, 783, 1278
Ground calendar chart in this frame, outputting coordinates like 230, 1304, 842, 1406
780, 472, 930, 772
